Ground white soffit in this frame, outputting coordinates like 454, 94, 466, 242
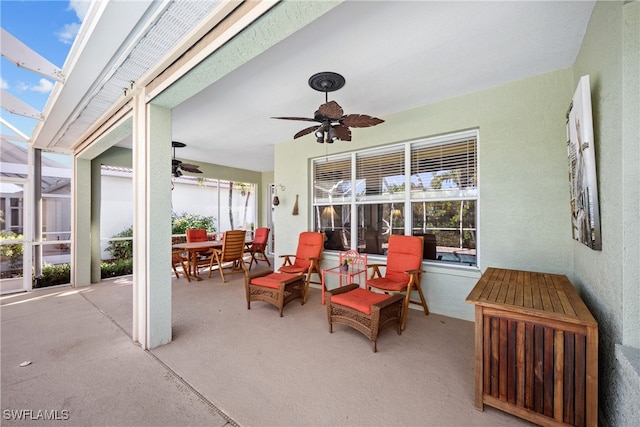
31, 0, 221, 152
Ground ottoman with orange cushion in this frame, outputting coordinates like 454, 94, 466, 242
325, 283, 403, 352
245, 270, 306, 317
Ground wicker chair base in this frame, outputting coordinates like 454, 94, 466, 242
246, 271, 306, 317
326, 284, 403, 352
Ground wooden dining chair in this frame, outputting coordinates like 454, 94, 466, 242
171, 250, 191, 282
209, 230, 247, 282
186, 228, 214, 273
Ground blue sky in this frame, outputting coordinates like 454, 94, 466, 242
1, 0, 89, 140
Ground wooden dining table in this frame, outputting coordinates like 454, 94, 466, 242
172, 239, 252, 280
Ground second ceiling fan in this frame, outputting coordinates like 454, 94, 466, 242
272, 72, 384, 143
172, 141, 202, 177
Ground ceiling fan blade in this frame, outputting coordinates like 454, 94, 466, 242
340, 114, 384, 128
180, 163, 202, 173
271, 116, 318, 122
332, 124, 352, 141
294, 125, 320, 139
318, 100, 344, 120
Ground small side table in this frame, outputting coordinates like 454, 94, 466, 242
321, 264, 367, 304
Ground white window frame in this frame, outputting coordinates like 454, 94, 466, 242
312, 130, 479, 267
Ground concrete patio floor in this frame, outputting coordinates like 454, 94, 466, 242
1, 263, 533, 426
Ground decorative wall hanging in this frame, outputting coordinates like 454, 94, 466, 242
273, 184, 285, 206
566, 75, 601, 250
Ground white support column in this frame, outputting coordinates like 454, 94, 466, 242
90, 162, 103, 283
21, 147, 34, 292
73, 157, 92, 287
33, 149, 42, 279
132, 93, 172, 349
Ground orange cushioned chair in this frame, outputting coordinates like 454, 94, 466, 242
209, 229, 247, 282
366, 234, 428, 330
245, 227, 271, 270
278, 231, 324, 304
186, 228, 214, 273
326, 284, 403, 352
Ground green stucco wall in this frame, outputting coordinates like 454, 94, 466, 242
276, 68, 575, 321
570, 1, 639, 425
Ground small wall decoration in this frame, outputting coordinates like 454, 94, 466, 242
566, 75, 601, 250
292, 194, 299, 215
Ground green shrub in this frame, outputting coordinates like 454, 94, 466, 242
105, 226, 133, 260
32, 259, 135, 288
101, 259, 133, 278
172, 212, 216, 234
36, 263, 71, 288
0, 231, 24, 269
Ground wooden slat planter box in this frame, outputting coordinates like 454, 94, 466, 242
466, 267, 598, 427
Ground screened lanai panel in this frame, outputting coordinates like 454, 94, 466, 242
218, 180, 256, 232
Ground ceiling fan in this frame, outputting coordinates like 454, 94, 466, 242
172, 141, 202, 177
272, 72, 384, 143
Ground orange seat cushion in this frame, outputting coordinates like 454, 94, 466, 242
279, 265, 307, 274
251, 273, 300, 289
366, 277, 408, 292
331, 288, 391, 315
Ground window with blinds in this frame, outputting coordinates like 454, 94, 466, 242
313, 156, 352, 204
410, 137, 477, 199
356, 147, 405, 201
311, 130, 478, 266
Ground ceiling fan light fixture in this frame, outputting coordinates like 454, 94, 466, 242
328, 127, 337, 142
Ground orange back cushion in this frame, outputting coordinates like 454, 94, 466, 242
253, 227, 270, 247
187, 229, 208, 243
385, 235, 423, 283
294, 232, 323, 269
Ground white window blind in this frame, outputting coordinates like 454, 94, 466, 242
313, 156, 352, 203
356, 147, 405, 201
410, 137, 477, 199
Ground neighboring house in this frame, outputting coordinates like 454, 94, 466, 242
0, 140, 71, 238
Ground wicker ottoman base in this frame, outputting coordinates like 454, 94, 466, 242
245, 271, 306, 317
326, 284, 403, 352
